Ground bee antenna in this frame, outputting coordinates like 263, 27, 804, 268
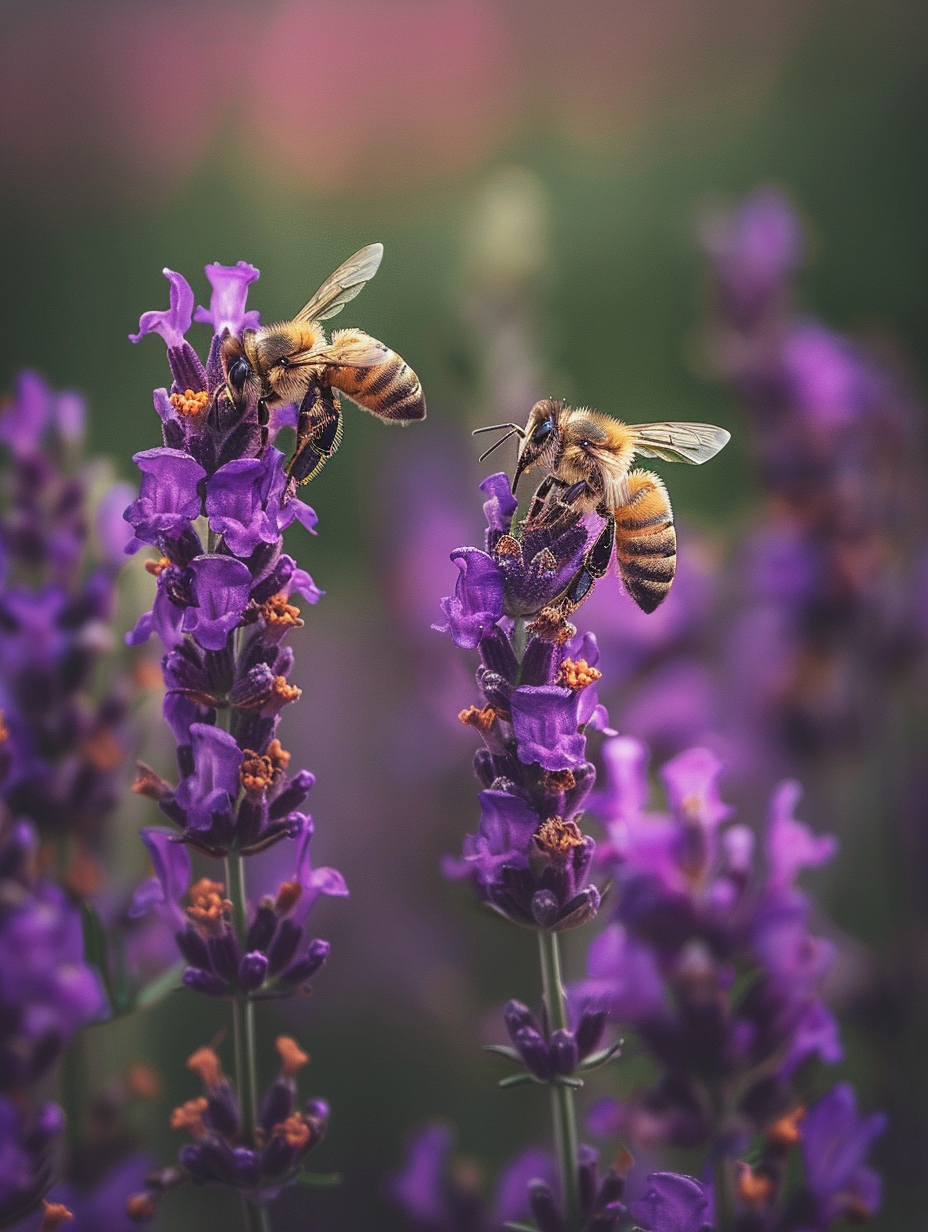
478, 428, 520, 463
472, 422, 525, 437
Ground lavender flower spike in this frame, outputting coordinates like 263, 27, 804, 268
127, 258, 344, 1222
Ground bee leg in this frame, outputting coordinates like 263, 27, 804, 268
555, 515, 616, 615
287, 386, 344, 486
527, 475, 557, 521
560, 479, 590, 507
258, 398, 269, 427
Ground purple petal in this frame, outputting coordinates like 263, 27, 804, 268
183, 555, 254, 651
387, 1123, 453, 1225
765, 780, 837, 892
134, 827, 191, 928
433, 547, 505, 649
480, 471, 519, 535
660, 747, 731, 829
493, 1147, 557, 1226
194, 261, 261, 336
802, 1084, 886, 1210
130, 268, 195, 348
629, 1172, 711, 1232
510, 685, 585, 771
287, 566, 324, 605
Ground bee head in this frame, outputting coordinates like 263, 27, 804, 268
513, 399, 565, 492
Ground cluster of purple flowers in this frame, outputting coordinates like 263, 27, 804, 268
407, 472, 718, 1232
578, 736, 884, 1228
389, 434, 888, 1232
0, 372, 172, 1231
0, 371, 133, 861
0, 818, 103, 1226
121, 261, 347, 1221
437, 473, 609, 934
701, 188, 927, 768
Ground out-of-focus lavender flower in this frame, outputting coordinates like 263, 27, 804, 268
629, 1172, 713, 1232
0, 819, 105, 1092
700, 187, 927, 774
0, 1098, 65, 1227
127, 1040, 327, 1217
0, 372, 132, 850
387, 1122, 556, 1232
578, 736, 851, 1149
129, 824, 344, 999
795, 1084, 886, 1229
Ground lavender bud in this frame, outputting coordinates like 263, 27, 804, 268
182, 968, 229, 997
279, 938, 330, 986
245, 902, 278, 952
575, 1008, 607, 1060
238, 950, 269, 991
259, 1078, 295, 1135
514, 1026, 552, 1081
549, 1028, 578, 1076
205, 1081, 242, 1139
175, 925, 210, 969
531, 889, 560, 930
529, 1179, 566, 1232
267, 918, 302, 975
503, 1000, 538, 1040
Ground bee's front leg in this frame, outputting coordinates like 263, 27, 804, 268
555, 514, 616, 615
287, 386, 344, 486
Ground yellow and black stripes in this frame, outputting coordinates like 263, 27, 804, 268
613, 469, 676, 613
327, 353, 426, 424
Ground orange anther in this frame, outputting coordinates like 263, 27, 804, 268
534, 817, 585, 858
276, 1036, 310, 1078
557, 657, 602, 690
186, 1046, 222, 1089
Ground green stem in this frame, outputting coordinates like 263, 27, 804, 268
224, 855, 260, 1149
239, 1194, 272, 1232
512, 616, 528, 663
538, 930, 581, 1231
61, 1031, 85, 1158
710, 1086, 735, 1232
712, 1150, 734, 1232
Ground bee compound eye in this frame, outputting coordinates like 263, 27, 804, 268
534, 419, 555, 445
228, 358, 250, 391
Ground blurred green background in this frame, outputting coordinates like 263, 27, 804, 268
1, 1, 926, 1228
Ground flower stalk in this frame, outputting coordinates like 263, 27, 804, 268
122, 260, 351, 1223
538, 929, 581, 1231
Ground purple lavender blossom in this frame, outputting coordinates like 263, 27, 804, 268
629, 1172, 713, 1232
129, 823, 344, 998
437, 478, 612, 931
127, 260, 346, 1217
388, 1122, 556, 1232
0, 1098, 65, 1226
132, 1040, 328, 1212
574, 732, 886, 1229
0, 819, 105, 1092
0, 373, 132, 848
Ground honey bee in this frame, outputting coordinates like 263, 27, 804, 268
221, 244, 426, 484
475, 399, 730, 613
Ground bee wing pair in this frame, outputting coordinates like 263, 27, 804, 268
630, 421, 731, 466
295, 242, 384, 325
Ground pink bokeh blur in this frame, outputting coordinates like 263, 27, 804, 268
0, 0, 816, 201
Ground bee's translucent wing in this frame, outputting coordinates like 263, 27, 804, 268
632, 422, 731, 465
288, 330, 389, 371
295, 243, 384, 323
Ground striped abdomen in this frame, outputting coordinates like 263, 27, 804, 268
613, 469, 676, 613
327, 351, 426, 424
